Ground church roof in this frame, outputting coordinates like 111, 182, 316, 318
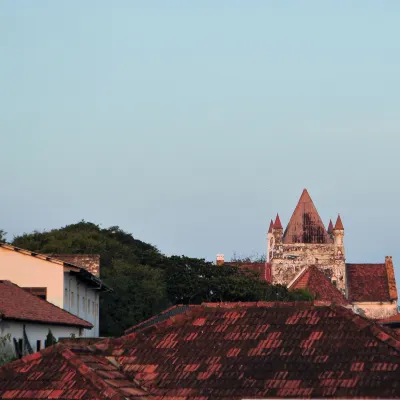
268, 219, 273, 233
288, 266, 350, 305
283, 189, 330, 244
2, 302, 400, 399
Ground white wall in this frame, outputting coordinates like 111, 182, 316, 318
0, 248, 64, 308
63, 273, 99, 337
0, 320, 84, 355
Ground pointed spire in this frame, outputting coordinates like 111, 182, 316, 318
299, 188, 313, 203
327, 219, 334, 234
283, 189, 329, 244
334, 215, 344, 230
274, 214, 283, 230
268, 219, 274, 233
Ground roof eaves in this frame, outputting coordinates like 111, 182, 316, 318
0, 280, 93, 329
0, 243, 112, 292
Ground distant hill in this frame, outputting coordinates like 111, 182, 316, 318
13, 221, 312, 336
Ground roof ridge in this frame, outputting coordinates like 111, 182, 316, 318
334, 307, 400, 351
58, 345, 136, 399
124, 304, 193, 334
0, 280, 92, 328
287, 267, 310, 289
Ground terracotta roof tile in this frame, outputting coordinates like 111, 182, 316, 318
289, 266, 350, 305
0, 280, 92, 328
2, 302, 400, 398
346, 262, 397, 302
0, 345, 149, 399
283, 189, 330, 244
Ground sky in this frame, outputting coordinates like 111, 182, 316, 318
1, 1, 400, 284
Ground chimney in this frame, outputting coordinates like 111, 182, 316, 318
216, 254, 224, 266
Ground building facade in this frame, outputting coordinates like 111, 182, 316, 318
267, 189, 398, 319
0, 280, 92, 357
0, 244, 110, 337
217, 189, 399, 320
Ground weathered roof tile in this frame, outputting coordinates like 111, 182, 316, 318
0, 281, 92, 328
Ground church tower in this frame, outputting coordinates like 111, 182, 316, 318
268, 189, 346, 293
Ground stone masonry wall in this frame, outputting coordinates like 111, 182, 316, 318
271, 243, 346, 293
353, 303, 398, 320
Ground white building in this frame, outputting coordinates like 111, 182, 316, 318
0, 243, 111, 337
0, 280, 92, 356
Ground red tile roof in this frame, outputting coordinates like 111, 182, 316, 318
379, 314, 400, 325
346, 262, 398, 302
283, 189, 331, 244
0, 345, 148, 399
0, 280, 92, 328
334, 214, 344, 230
274, 213, 283, 229
2, 302, 400, 399
268, 219, 274, 233
289, 266, 350, 305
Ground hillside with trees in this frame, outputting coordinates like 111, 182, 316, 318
11, 222, 312, 336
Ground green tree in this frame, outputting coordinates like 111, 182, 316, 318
13, 222, 313, 337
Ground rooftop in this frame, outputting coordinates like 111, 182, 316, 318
289, 266, 350, 305
1, 301, 400, 399
0, 280, 92, 328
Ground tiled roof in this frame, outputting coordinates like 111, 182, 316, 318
289, 266, 350, 305
124, 305, 192, 335
379, 313, 400, 325
0, 280, 92, 328
346, 261, 398, 302
283, 189, 331, 244
0, 345, 149, 399
2, 302, 400, 398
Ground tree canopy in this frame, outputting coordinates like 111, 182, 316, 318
12, 222, 312, 336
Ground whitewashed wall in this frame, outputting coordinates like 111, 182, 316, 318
0, 320, 84, 355
63, 273, 99, 337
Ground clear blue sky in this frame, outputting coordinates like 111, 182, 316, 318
1, 2, 400, 283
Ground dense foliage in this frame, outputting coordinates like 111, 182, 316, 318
12, 222, 312, 336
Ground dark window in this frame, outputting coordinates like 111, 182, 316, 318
36, 340, 41, 352
22, 287, 47, 300
18, 339, 23, 353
